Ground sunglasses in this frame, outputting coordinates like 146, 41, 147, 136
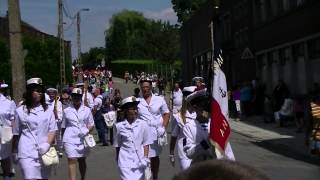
32, 88, 43, 93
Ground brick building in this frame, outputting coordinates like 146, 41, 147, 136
181, 0, 320, 95
0, 15, 71, 61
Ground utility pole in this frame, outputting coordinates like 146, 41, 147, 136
76, 12, 81, 66
76, 9, 89, 83
8, 0, 25, 103
58, 0, 66, 89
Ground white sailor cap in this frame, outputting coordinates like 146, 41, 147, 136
192, 76, 204, 82
75, 82, 84, 87
46, 88, 58, 92
120, 96, 140, 109
186, 88, 208, 104
182, 86, 196, 97
139, 77, 153, 84
26, 78, 43, 86
0, 84, 8, 89
71, 88, 83, 95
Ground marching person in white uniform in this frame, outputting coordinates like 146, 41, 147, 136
0, 83, 16, 180
46, 88, 63, 157
137, 79, 170, 180
12, 78, 57, 180
183, 89, 214, 165
170, 82, 183, 113
76, 83, 94, 110
169, 86, 196, 170
62, 88, 95, 180
114, 96, 153, 180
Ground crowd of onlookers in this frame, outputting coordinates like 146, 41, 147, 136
229, 79, 320, 155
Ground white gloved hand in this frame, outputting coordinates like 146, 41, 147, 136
39, 143, 50, 155
157, 126, 166, 137
140, 157, 150, 169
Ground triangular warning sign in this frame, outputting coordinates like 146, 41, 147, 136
241, 48, 254, 59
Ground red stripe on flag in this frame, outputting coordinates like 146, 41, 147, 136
209, 97, 231, 151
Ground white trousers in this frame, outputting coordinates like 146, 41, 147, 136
119, 167, 144, 180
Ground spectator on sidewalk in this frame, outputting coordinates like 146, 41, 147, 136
240, 82, 252, 117
232, 85, 241, 121
306, 94, 320, 156
278, 94, 294, 127
272, 80, 289, 122
294, 96, 305, 133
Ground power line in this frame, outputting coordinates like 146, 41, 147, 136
62, 0, 75, 20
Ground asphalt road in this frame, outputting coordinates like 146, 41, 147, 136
10, 77, 320, 180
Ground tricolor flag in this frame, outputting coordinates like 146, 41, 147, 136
209, 54, 235, 160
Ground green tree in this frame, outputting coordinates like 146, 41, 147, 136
0, 38, 11, 84
81, 47, 105, 68
105, 10, 180, 63
171, 0, 207, 24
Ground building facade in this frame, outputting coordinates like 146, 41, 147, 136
254, 0, 320, 95
0, 15, 72, 61
181, 0, 320, 95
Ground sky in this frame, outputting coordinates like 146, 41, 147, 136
0, 0, 178, 60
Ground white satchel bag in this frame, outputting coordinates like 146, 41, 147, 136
103, 111, 117, 128
41, 147, 59, 166
0, 126, 13, 144
83, 134, 96, 148
25, 120, 59, 166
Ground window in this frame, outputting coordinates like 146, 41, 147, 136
257, 55, 266, 69
297, 0, 305, 6
267, 52, 273, 66
270, 0, 283, 16
308, 38, 320, 59
260, 0, 267, 22
283, 0, 290, 11
292, 43, 305, 62
272, 51, 279, 64
279, 48, 290, 66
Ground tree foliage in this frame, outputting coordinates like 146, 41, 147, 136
105, 10, 180, 63
0, 36, 72, 88
81, 47, 105, 69
171, 0, 207, 24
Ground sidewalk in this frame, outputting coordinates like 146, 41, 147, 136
230, 116, 320, 165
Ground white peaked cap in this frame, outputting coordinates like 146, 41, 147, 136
75, 82, 85, 87
120, 96, 140, 108
182, 86, 197, 93
0, 84, 8, 88
27, 78, 42, 85
71, 88, 83, 95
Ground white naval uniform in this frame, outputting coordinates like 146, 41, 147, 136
114, 119, 153, 180
13, 105, 57, 179
137, 94, 169, 157
82, 92, 94, 110
171, 89, 183, 113
0, 93, 16, 160
47, 99, 63, 152
171, 111, 194, 170
183, 118, 213, 165
62, 105, 94, 158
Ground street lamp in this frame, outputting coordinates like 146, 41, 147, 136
76, 8, 90, 67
